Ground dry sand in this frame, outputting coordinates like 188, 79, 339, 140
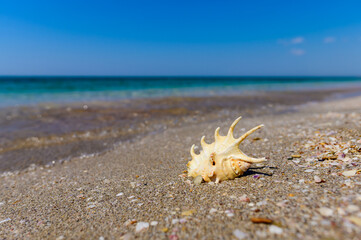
1, 96, 361, 239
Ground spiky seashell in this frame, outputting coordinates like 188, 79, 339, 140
187, 117, 266, 183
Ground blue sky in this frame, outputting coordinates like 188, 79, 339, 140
0, 0, 361, 76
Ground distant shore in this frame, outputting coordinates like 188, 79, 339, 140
0, 90, 360, 239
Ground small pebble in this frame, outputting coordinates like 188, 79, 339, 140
209, 208, 217, 214
179, 218, 187, 224
120, 233, 133, 240
269, 225, 283, 234
116, 192, 124, 197
233, 229, 247, 239
314, 175, 322, 183
150, 221, 158, 226
135, 222, 149, 233
181, 209, 196, 216
239, 195, 250, 202
225, 210, 234, 217
346, 205, 360, 213
319, 207, 333, 217
342, 170, 357, 177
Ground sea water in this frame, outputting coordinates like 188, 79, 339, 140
0, 76, 360, 107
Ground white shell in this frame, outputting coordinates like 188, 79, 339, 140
187, 117, 266, 183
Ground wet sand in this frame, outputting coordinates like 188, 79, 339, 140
1, 87, 360, 173
0, 90, 361, 239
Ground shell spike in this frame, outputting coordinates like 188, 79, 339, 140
227, 116, 242, 138
190, 144, 197, 158
200, 136, 208, 148
234, 124, 264, 146
234, 154, 267, 163
214, 127, 221, 141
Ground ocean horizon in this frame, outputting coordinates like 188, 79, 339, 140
1, 76, 361, 107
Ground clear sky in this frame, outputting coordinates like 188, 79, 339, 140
0, 0, 361, 76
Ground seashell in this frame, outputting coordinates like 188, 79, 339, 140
187, 117, 266, 183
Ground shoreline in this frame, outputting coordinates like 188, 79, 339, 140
1, 87, 361, 173
0, 93, 360, 239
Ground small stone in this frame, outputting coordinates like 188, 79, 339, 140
346, 205, 360, 213
193, 175, 203, 185
269, 225, 283, 234
292, 155, 301, 158
99, 237, 104, 240
276, 200, 288, 207
116, 192, 124, 197
233, 229, 247, 239
135, 222, 149, 233
209, 208, 217, 214
255, 230, 267, 238
319, 207, 333, 217
172, 219, 179, 224
161, 227, 169, 232
305, 169, 314, 173
225, 210, 234, 217
103, 179, 110, 184
120, 233, 133, 240
181, 209, 196, 216
256, 200, 267, 206
239, 195, 250, 202
150, 221, 158, 226
342, 170, 357, 177
314, 176, 322, 183
179, 218, 187, 224
169, 233, 179, 240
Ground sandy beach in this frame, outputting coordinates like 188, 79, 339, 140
1, 92, 361, 239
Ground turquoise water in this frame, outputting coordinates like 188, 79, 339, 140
0, 76, 361, 107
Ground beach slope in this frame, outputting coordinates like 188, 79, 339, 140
1, 96, 361, 239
